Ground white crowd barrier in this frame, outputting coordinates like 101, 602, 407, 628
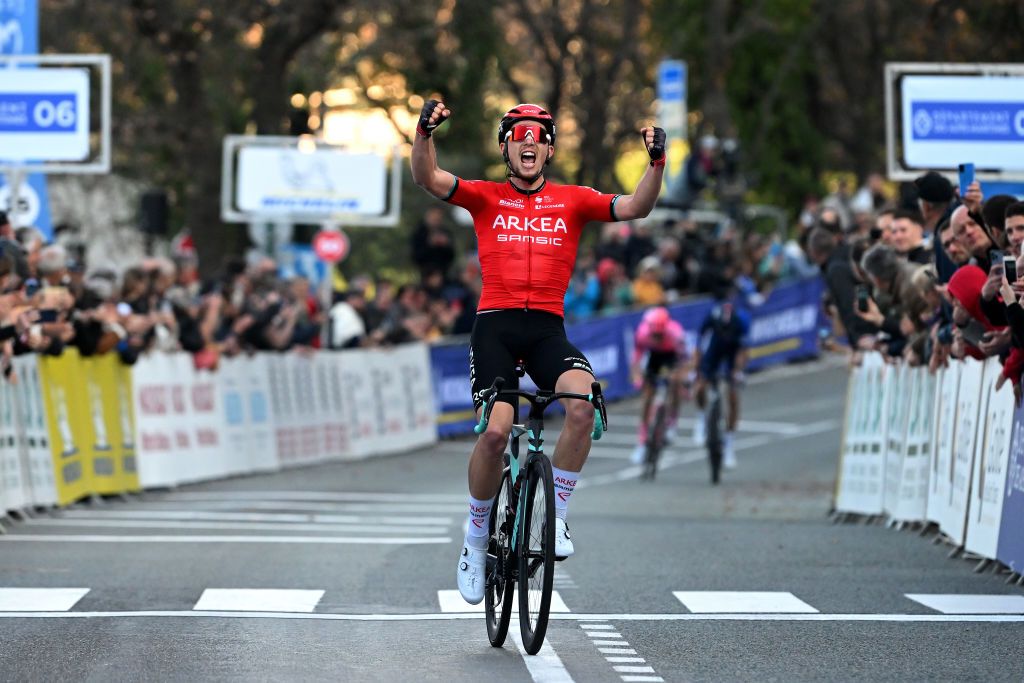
0, 343, 437, 515
835, 353, 1022, 571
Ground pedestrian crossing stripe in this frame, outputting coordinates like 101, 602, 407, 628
673, 591, 819, 614
193, 589, 325, 613
437, 589, 570, 614
0, 588, 90, 612
905, 594, 1024, 614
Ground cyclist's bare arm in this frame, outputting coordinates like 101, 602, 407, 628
612, 127, 666, 221
410, 100, 457, 199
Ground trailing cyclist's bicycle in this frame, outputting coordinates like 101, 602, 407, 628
474, 368, 608, 655
640, 373, 671, 481
704, 376, 724, 485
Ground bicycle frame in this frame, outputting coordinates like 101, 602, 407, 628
475, 377, 608, 551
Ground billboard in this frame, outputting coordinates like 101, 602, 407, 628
0, 68, 90, 162
902, 75, 1024, 172
235, 147, 387, 217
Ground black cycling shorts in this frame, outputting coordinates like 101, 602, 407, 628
470, 309, 594, 410
644, 350, 679, 380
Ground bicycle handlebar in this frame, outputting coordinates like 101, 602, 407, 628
473, 377, 608, 439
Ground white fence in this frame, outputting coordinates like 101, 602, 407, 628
0, 343, 437, 514
835, 353, 1023, 572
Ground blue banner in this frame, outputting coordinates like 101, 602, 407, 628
0, 92, 78, 132
997, 399, 1024, 573
430, 277, 824, 436
911, 101, 1024, 142
0, 0, 52, 240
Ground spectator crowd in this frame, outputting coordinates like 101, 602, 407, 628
806, 170, 1024, 400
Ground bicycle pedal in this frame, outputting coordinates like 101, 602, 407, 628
554, 555, 568, 562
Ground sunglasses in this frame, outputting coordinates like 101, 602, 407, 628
507, 124, 550, 143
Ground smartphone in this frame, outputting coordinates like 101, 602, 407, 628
990, 249, 1005, 275
1006, 256, 1018, 283
855, 285, 870, 313
38, 309, 58, 323
959, 162, 975, 193
958, 317, 988, 347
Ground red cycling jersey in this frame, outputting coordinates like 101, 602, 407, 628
446, 178, 620, 317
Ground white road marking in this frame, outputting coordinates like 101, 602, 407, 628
593, 640, 629, 646
510, 628, 574, 683
905, 594, 1024, 614
598, 647, 639, 655
587, 632, 622, 638
674, 591, 819, 614
141, 500, 468, 514
580, 623, 613, 629
614, 666, 656, 674
162, 491, 467, 503
0, 534, 450, 545
193, 589, 324, 613
620, 676, 664, 682
606, 657, 646, 663
0, 588, 90, 612
55, 509, 452, 526
437, 589, 569, 614
0, 611, 1023, 623
24, 518, 449, 535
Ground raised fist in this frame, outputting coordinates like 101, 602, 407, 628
417, 99, 451, 138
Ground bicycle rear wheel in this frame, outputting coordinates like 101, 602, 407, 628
706, 394, 723, 485
645, 404, 667, 481
485, 464, 516, 647
518, 455, 555, 655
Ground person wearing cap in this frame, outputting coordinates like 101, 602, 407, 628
915, 170, 976, 283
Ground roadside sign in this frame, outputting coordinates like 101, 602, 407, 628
313, 229, 350, 263
657, 59, 687, 140
0, 68, 90, 162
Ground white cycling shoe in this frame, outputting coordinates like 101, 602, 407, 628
456, 543, 486, 604
723, 433, 738, 469
630, 444, 646, 464
554, 517, 574, 559
692, 416, 706, 445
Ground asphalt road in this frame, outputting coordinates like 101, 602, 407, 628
1, 356, 1022, 682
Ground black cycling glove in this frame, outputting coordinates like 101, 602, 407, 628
416, 99, 449, 138
645, 126, 667, 166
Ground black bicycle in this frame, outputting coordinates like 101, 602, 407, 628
475, 367, 608, 655
641, 373, 671, 481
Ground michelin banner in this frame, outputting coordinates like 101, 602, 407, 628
431, 277, 824, 437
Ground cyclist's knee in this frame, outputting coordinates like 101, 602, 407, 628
564, 399, 594, 429
477, 424, 510, 455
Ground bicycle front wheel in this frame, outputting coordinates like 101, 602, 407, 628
706, 395, 723, 485
485, 463, 515, 647
645, 404, 667, 481
518, 455, 555, 655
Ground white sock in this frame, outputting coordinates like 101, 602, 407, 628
551, 466, 579, 521
465, 495, 491, 549
725, 431, 735, 446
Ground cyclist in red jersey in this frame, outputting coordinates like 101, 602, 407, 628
411, 99, 665, 604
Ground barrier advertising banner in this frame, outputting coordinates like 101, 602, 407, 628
943, 357, 984, 545
888, 368, 935, 523
37, 349, 94, 506
928, 364, 960, 525
883, 365, 910, 517
10, 355, 57, 506
964, 359, 1014, 558
0, 371, 26, 512
835, 353, 889, 515
998, 397, 1024, 572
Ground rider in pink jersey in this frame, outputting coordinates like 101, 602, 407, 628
630, 306, 689, 463
410, 99, 665, 605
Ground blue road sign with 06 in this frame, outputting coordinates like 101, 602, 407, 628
0, 68, 89, 162
657, 60, 686, 102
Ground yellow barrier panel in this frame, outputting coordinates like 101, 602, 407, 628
82, 354, 140, 494
38, 349, 93, 506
